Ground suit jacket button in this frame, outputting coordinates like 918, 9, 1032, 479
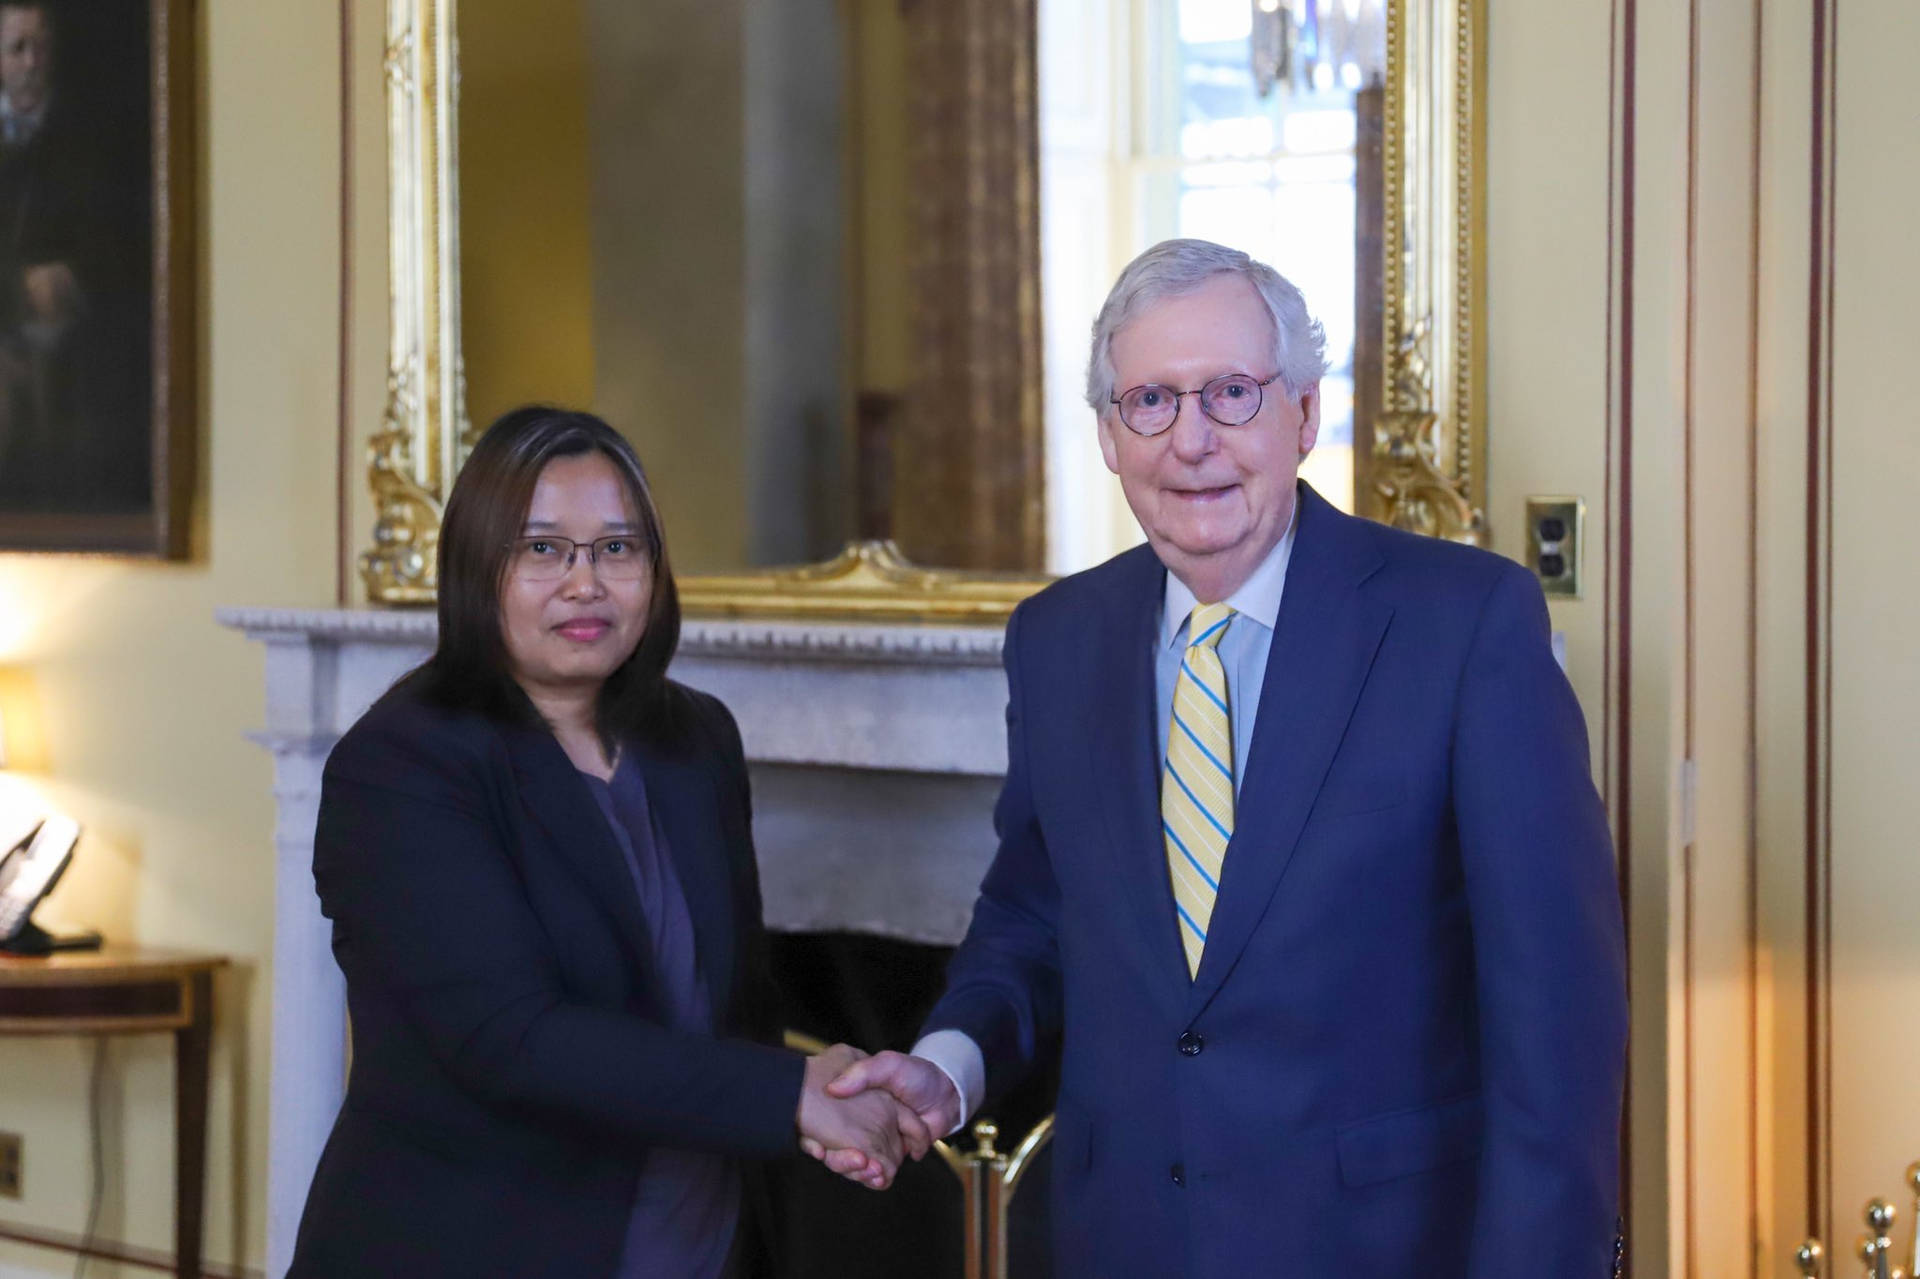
1169, 1163, 1186, 1187
1177, 1030, 1204, 1056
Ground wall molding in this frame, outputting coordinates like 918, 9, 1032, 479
0, 1220, 261, 1279
215, 607, 1008, 668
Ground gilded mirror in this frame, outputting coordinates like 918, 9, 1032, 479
364, 0, 1484, 614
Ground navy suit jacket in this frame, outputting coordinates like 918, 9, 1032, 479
289, 678, 804, 1279
924, 484, 1628, 1276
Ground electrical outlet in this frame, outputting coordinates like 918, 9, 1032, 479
1525, 497, 1584, 598
0, 1132, 19, 1198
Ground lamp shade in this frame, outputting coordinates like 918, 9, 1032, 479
0, 669, 42, 771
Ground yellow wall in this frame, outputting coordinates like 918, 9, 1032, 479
0, 2, 383, 1273
1487, 1, 1920, 1273
458, 0, 596, 429
845, 0, 913, 399
582, 0, 752, 574
1765, 0, 1920, 1264
457, 0, 755, 574
1484, 0, 1615, 762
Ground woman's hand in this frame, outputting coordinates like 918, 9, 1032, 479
795, 1043, 923, 1190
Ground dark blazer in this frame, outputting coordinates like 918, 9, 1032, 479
924, 484, 1628, 1276
289, 678, 805, 1279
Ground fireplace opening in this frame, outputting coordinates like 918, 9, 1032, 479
767, 930, 1059, 1278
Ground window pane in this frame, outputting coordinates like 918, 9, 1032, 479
1173, 7, 1280, 160
1177, 186, 1274, 265
1177, 0, 1249, 46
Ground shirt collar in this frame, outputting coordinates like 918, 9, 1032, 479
1160, 495, 1300, 650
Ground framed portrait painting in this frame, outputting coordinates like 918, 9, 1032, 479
0, 0, 193, 555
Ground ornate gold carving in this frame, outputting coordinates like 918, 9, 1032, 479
1370, 408, 1480, 542
679, 540, 1048, 625
364, 0, 472, 604
1369, 0, 1486, 544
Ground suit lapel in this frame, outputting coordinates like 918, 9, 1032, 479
506, 726, 654, 978
632, 738, 738, 1016
1086, 546, 1193, 1009
1186, 487, 1392, 1017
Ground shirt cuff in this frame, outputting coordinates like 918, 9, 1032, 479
910, 1029, 985, 1136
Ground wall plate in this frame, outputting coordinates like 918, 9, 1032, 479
1525, 497, 1584, 598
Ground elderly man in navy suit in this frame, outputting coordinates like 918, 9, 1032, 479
824, 238, 1627, 1276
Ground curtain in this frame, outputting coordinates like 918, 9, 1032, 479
892, 0, 1046, 572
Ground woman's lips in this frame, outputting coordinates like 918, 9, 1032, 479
554, 618, 612, 642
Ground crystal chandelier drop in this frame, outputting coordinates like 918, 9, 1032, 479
1250, 0, 1388, 99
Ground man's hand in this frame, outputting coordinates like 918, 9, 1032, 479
794, 1044, 909, 1190
824, 1050, 962, 1163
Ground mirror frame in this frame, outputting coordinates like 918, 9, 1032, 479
365, 0, 467, 604
364, 0, 1486, 614
1371, 0, 1488, 544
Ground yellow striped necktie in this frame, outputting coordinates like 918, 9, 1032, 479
1163, 602, 1235, 979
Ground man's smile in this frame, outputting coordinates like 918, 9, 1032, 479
1167, 482, 1240, 502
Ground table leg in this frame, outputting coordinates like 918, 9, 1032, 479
174, 972, 212, 1279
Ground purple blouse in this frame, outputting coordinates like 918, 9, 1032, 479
580, 752, 740, 1279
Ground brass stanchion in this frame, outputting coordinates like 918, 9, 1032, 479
1793, 1161, 1920, 1279
1863, 1198, 1899, 1279
939, 1115, 1056, 1279
1908, 1164, 1920, 1279
930, 1126, 984, 1279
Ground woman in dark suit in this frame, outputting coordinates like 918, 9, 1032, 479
288, 407, 917, 1278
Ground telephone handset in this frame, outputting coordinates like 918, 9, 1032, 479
0, 814, 102, 954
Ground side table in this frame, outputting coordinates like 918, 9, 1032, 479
0, 948, 229, 1279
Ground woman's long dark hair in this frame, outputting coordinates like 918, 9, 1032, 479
412, 405, 684, 747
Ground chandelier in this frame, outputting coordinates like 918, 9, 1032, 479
1251, 0, 1388, 98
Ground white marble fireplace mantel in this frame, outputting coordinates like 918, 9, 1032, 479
216, 606, 1014, 1278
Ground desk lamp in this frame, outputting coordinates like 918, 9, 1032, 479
0, 698, 103, 954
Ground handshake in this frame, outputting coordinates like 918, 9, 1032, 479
793, 1047, 960, 1190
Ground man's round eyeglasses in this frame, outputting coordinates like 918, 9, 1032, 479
507, 536, 648, 582
1110, 372, 1282, 436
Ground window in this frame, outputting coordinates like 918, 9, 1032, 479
1042, 0, 1378, 572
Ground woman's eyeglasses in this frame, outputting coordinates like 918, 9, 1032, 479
506, 536, 648, 581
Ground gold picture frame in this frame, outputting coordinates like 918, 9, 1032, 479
365, 0, 1487, 611
0, 0, 197, 556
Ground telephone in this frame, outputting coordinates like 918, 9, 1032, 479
0, 814, 102, 954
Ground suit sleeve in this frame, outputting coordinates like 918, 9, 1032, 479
1451, 564, 1628, 1273
313, 711, 806, 1160
919, 604, 1065, 1102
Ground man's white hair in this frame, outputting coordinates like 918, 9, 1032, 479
1084, 238, 1328, 413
